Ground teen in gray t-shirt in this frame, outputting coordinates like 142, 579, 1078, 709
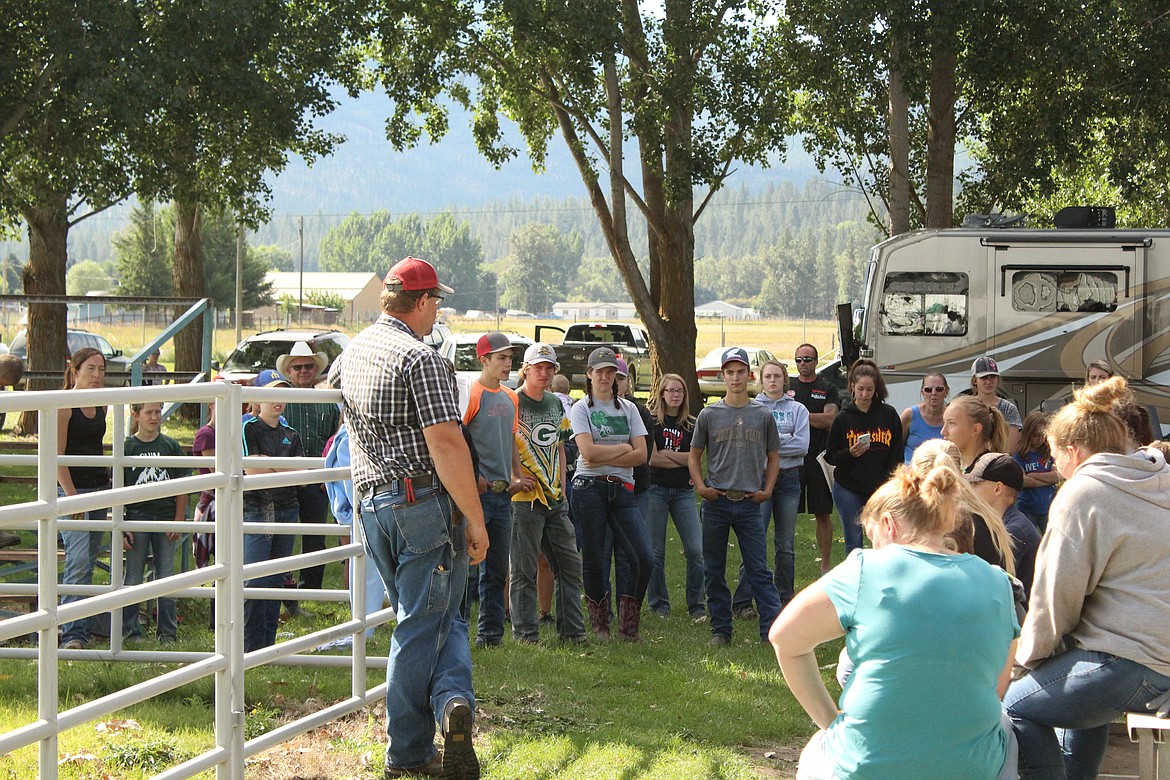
691, 400, 781, 492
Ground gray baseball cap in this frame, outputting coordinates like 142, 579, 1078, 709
587, 347, 619, 370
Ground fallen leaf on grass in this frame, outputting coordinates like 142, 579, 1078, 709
58, 751, 98, 764
96, 718, 142, 734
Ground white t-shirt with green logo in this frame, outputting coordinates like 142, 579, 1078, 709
569, 396, 647, 480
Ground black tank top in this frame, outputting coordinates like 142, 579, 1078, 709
66, 406, 109, 488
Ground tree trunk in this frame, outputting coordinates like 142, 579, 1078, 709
888, 45, 912, 236
924, 48, 958, 228
16, 196, 69, 436
172, 199, 205, 419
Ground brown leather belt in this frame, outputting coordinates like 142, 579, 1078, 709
364, 474, 437, 498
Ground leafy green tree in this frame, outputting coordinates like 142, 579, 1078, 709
0, 254, 23, 295
500, 223, 583, 313
572, 256, 627, 303
2, 1, 145, 433
372, 0, 796, 408
129, 0, 373, 386
319, 210, 397, 273
959, 2, 1170, 224
252, 244, 296, 272
321, 210, 496, 310
305, 290, 346, 311
65, 260, 113, 296
198, 210, 275, 311
114, 201, 172, 297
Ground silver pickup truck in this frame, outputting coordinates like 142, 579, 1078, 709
535, 322, 653, 391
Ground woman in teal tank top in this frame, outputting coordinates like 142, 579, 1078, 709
770, 462, 1020, 780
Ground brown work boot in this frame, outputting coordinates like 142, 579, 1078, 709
0, 530, 19, 548
442, 696, 479, 780
616, 594, 644, 643
585, 596, 611, 642
384, 752, 443, 778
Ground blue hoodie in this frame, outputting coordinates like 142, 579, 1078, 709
754, 392, 811, 470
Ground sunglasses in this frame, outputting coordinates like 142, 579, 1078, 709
793, 356, 817, 363
288, 364, 318, 372
922, 386, 947, 393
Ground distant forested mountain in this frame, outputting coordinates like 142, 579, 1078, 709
1, 91, 874, 315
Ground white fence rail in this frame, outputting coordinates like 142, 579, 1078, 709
0, 381, 389, 779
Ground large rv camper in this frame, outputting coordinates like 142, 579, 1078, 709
835, 226, 1170, 433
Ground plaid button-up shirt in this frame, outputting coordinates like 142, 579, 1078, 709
328, 314, 460, 495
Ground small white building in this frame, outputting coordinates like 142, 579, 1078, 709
257, 272, 384, 325
695, 300, 762, 320
552, 301, 639, 321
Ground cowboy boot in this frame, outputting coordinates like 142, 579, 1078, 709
585, 596, 611, 642
617, 594, 644, 643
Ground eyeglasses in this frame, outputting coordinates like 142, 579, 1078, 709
662, 388, 685, 394
288, 363, 318, 372
794, 356, 817, 364
922, 386, 947, 393
428, 293, 444, 303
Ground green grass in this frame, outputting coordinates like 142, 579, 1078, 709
0, 412, 848, 778
0, 510, 848, 779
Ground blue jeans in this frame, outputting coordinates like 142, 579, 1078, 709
1005, 648, 1170, 780
59, 484, 110, 646
358, 486, 472, 772
570, 476, 652, 605
509, 499, 585, 641
733, 468, 801, 610
122, 519, 178, 640
243, 503, 298, 652
831, 483, 867, 554
475, 491, 513, 643
702, 496, 782, 641
645, 484, 705, 615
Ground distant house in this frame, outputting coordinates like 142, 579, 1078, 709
256, 272, 384, 325
552, 301, 639, 321
695, 300, 761, 320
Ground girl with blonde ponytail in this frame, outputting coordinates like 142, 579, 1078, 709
910, 439, 1015, 576
1006, 375, 1170, 779
771, 457, 1020, 779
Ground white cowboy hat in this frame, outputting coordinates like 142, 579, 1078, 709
275, 341, 328, 377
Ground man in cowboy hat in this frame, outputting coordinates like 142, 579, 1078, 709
277, 341, 340, 615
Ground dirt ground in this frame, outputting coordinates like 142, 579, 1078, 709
247, 706, 1149, 780
245, 699, 804, 780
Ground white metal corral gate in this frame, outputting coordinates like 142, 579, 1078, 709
0, 381, 393, 779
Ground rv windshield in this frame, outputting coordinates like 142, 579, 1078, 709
880, 272, 969, 336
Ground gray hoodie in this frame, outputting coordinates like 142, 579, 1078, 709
754, 391, 811, 470
1018, 448, 1170, 675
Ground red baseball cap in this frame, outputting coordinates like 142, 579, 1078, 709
384, 256, 454, 293
476, 332, 514, 358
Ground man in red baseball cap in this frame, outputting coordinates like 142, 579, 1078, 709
330, 255, 484, 779
384, 256, 455, 294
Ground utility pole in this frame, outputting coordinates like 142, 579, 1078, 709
298, 216, 304, 326
235, 223, 244, 344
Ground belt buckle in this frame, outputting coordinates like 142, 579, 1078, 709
489, 480, 509, 494
725, 489, 746, 502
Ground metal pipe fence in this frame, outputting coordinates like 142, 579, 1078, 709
0, 380, 389, 779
